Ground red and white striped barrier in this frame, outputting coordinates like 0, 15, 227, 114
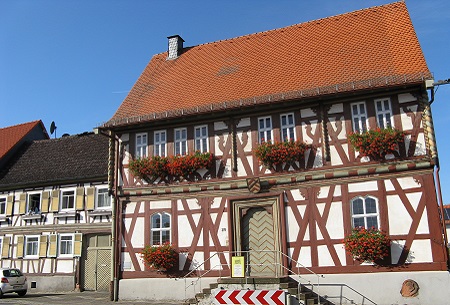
214, 289, 285, 305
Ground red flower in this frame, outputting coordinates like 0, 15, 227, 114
254, 139, 311, 169
343, 227, 390, 263
348, 127, 404, 160
140, 242, 178, 271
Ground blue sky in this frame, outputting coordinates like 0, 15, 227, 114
1, 0, 450, 200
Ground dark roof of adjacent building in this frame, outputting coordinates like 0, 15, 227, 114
0, 132, 109, 190
106, 1, 431, 127
0, 120, 48, 160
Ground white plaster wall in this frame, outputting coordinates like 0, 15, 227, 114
119, 277, 218, 301
178, 215, 195, 247
55, 260, 73, 273
237, 130, 252, 152
348, 180, 378, 193
130, 218, 145, 248
388, 194, 412, 235
151, 200, 171, 209
297, 271, 450, 305
328, 103, 343, 114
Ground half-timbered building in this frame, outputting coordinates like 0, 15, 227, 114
103, 2, 449, 304
0, 131, 112, 293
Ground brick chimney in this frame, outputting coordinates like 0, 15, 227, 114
167, 35, 184, 60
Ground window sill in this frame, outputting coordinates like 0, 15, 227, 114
89, 210, 112, 217
22, 214, 42, 221
0, 215, 8, 222
54, 211, 78, 218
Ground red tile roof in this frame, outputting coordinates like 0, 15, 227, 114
0, 120, 48, 160
107, 1, 431, 127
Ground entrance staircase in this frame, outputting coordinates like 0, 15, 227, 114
184, 276, 334, 305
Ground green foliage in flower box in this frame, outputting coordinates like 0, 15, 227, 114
254, 140, 310, 168
348, 127, 405, 160
140, 242, 178, 271
343, 227, 390, 263
128, 152, 214, 182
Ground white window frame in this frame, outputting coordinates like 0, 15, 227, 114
280, 113, 296, 141
351, 102, 368, 133
351, 196, 380, 229
96, 188, 111, 209
135, 133, 148, 158
0, 237, 2, 254
258, 116, 273, 143
174, 128, 188, 156
59, 234, 74, 257
0, 196, 6, 216
150, 212, 171, 246
375, 97, 393, 129
60, 189, 75, 211
27, 191, 41, 214
194, 125, 208, 153
154, 130, 167, 157
25, 235, 39, 258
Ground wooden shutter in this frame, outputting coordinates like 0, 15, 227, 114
75, 187, 85, 211
1, 236, 10, 258
19, 193, 27, 214
74, 233, 82, 257
50, 190, 60, 212
48, 234, 58, 257
6, 195, 14, 216
86, 187, 95, 210
16, 235, 24, 258
39, 235, 48, 257
41, 191, 50, 213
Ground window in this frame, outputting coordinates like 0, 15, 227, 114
154, 130, 167, 157
351, 102, 368, 133
151, 212, 171, 245
61, 190, 75, 210
280, 113, 295, 141
174, 128, 187, 155
27, 193, 41, 214
59, 234, 73, 256
443, 208, 450, 221
25, 236, 39, 257
195, 125, 208, 153
0, 197, 5, 215
351, 196, 379, 229
0, 237, 2, 254
136, 133, 148, 158
96, 188, 111, 209
258, 116, 273, 143
375, 98, 393, 129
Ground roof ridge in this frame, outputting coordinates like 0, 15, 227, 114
0, 120, 41, 131
152, 1, 405, 56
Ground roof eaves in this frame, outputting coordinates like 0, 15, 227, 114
103, 72, 430, 128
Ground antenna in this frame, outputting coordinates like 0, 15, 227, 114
50, 121, 57, 139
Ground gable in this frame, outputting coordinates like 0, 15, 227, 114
107, 1, 431, 127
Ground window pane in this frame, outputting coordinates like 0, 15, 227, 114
162, 213, 170, 228
152, 231, 160, 245
352, 199, 364, 214
352, 104, 358, 115
366, 217, 378, 229
161, 231, 170, 244
152, 214, 161, 228
365, 198, 377, 213
384, 99, 390, 110
0, 198, 5, 214
376, 101, 382, 112
359, 104, 365, 114
353, 217, 365, 228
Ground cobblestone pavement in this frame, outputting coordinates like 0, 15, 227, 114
0, 291, 184, 305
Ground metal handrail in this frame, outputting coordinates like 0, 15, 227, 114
180, 249, 324, 302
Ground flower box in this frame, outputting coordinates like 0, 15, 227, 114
129, 152, 214, 182
343, 227, 390, 263
254, 140, 310, 169
140, 242, 178, 272
348, 127, 405, 160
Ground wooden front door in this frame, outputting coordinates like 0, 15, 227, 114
232, 197, 283, 277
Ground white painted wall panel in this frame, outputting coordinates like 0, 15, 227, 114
151, 200, 171, 209
318, 245, 334, 267
178, 215, 193, 248
131, 218, 145, 248
348, 181, 378, 193
387, 195, 412, 235
327, 202, 344, 239
409, 239, 433, 263
398, 93, 417, 104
